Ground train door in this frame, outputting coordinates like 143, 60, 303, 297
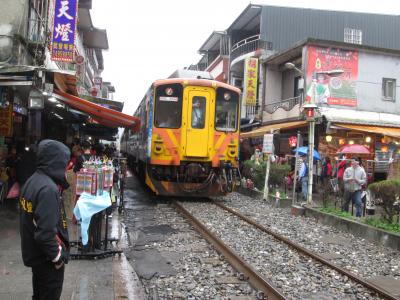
185, 90, 210, 157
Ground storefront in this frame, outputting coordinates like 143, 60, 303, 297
240, 120, 308, 160
318, 108, 400, 181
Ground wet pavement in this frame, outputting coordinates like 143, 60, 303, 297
122, 175, 180, 281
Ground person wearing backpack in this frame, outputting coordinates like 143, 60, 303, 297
298, 155, 308, 200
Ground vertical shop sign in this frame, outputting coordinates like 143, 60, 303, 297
243, 57, 258, 106
94, 77, 102, 92
306, 46, 358, 107
51, 0, 78, 62
0, 105, 13, 137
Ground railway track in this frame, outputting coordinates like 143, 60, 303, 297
173, 200, 398, 300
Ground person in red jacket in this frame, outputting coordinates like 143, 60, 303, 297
321, 157, 333, 184
337, 155, 349, 196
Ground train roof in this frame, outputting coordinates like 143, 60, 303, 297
168, 69, 213, 80
153, 78, 241, 94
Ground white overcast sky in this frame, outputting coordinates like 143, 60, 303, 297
91, 0, 400, 116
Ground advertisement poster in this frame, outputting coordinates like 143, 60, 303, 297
51, 0, 78, 62
243, 57, 258, 106
306, 46, 358, 107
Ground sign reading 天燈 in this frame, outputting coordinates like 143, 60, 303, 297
51, 0, 78, 62
243, 57, 258, 106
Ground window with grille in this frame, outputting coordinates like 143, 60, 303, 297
344, 28, 362, 45
28, 0, 51, 43
382, 78, 396, 101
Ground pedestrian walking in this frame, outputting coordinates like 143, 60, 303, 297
336, 155, 348, 196
19, 139, 71, 300
321, 157, 333, 184
342, 157, 367, 218
299, 155, 308, 200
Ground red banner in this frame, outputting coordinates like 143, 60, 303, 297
306, 46, 358, 107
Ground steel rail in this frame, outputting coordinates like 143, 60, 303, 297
215, 201, 398, 300
172, 200, 287, 300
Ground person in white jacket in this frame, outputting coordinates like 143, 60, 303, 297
342, 157, 367, 218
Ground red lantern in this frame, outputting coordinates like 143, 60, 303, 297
381, 145, 388, 152
288, 136, 297, 147
306, 108, 315, 118
90, 87, 98, 97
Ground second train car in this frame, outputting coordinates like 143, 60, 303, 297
121, 74, 241, 197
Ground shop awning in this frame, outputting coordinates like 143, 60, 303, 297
334, 123, 400, 139
54, 90, 139, 130
240, 120, 307, 138
321, 107, 400, 127
49, 69, 78, 96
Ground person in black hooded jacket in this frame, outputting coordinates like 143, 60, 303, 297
19, 139, 71, 300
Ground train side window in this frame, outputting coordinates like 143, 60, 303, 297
191, 96, 206, 129
154, 84, 183, 128
215, 88, 239, 132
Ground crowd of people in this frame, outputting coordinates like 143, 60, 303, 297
2, 139, 117, 200
298, 155, 368, 217
247, 147, 369, 217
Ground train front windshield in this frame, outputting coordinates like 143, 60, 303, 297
215, 88, 239, 132
154, 84, 183, 128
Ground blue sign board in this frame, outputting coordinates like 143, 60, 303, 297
51, 0, 78, 62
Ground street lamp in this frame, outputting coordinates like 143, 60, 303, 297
284, 62, 304, 203
284, 62, 302, 73
305, 69, 344, 205
285, 62, 344, 205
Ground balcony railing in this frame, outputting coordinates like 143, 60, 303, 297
231, 34, 272, 62
245, 105, 261, 120
264, 96, 302, 114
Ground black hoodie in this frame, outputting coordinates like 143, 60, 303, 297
20, 139, 71, 267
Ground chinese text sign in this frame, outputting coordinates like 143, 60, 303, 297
243, 57, 258, 106
51, 0, 78, 62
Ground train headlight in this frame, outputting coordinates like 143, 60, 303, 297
154, 144, 163, 154
227, 146, 236, 158
223, 92, 231, 101
154, 136, 164, 155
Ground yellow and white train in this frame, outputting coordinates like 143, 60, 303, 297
121, 74, 241, 197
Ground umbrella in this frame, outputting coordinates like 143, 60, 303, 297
337, 144, 371, 154
293, 146, 321, 160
